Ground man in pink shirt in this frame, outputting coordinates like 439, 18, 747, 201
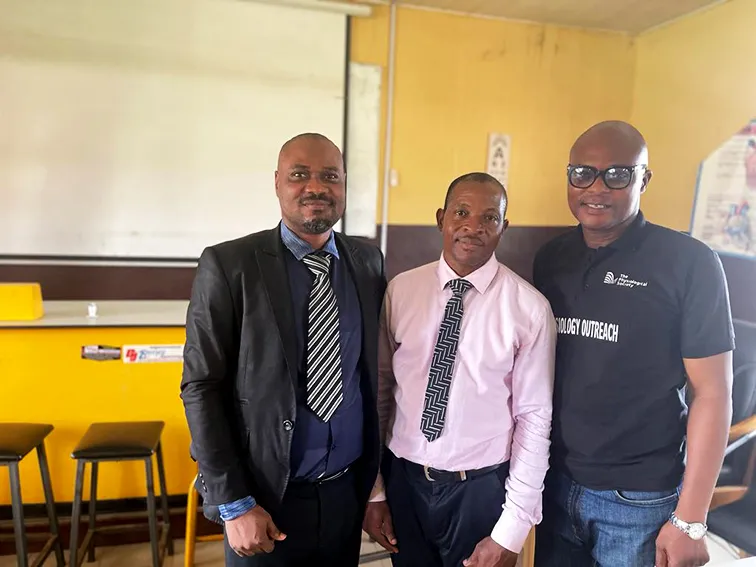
363, 172, 556, 567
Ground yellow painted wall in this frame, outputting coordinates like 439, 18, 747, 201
631, 0, 756, 231
351, 6, 636, 227
0, 328, 191, 505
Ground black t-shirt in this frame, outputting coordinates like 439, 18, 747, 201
533, 212, 735, 491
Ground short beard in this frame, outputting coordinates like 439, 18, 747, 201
301, 218, 335, 235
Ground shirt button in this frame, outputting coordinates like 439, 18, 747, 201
283, 420, 294, 431
584, 283, 589, 289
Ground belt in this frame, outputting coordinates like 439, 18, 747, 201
402, 458, 507, 483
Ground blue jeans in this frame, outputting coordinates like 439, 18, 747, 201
535, 471, 681, 567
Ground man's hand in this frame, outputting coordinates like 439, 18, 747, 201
655, 522, 709, 567
463, 537, 518, 567
225, 506, 287, 557
363, 501, 398, 553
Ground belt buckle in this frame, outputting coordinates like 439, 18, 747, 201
318, 466, 348, 484
423, 465, 435, 482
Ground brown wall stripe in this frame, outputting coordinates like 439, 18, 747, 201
0, 225, 753, 323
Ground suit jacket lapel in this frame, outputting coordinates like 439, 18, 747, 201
257, 226, 298, 387
336, 233, 369, 316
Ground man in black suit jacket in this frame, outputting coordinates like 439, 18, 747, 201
180, 133, 387, 566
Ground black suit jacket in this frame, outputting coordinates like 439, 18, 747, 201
180, 225, 387, 520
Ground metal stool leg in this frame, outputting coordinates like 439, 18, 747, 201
69, 460, 86, 567
87, 462, 99, 562
155, 442, 174, 555
145, 457, 161, 567
184, 475, 199, 567
9, 462, 29, 567
37, 442, 65, 566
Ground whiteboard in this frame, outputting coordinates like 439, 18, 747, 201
345, 62, 382, 239
0, 0, 348, 260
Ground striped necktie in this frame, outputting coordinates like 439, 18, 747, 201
302, 252, 343, 422
421, 278, 473, 441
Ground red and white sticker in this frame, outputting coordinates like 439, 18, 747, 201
122, 344, 184, 364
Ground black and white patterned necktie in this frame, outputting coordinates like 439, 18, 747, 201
302, 252, 343, 422
421, 278, 473, 442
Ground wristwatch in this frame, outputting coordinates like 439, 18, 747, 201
670, 513, 708, 540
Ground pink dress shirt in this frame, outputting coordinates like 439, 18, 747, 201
370, 253, 556, 553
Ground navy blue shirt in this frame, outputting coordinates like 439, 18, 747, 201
280, 223, 364, 482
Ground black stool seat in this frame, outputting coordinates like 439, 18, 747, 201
0, 423, 53, 462
69, 420, 173, 567
72, 421, 165, 459
0, 422, 64, 567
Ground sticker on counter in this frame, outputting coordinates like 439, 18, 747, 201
122, 344, 185, 364
81, 345, 122, 361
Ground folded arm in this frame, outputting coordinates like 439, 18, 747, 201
181, 247, 251, 509
491, 309, 556, 553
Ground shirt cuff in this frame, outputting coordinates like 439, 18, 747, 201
369, 491, 387, 502
368, 473, 387, 502
490, 509, 532, 554
218, 496, 256, 521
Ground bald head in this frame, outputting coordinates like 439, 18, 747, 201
278, 133, 344, 171
570, 120, 648, 166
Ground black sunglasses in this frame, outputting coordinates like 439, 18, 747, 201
567, 164, 647, 190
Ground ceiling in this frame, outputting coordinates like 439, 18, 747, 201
387, 0, 727, 34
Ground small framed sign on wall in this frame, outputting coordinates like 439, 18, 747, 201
486, 133, 511, 189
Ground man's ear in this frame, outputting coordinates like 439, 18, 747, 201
436, 208, 445, 231
640, 169, 653, 194
274, 170, 280, 196
501, 219, 510, 233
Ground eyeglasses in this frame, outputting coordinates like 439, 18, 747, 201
567, 164, 647, 190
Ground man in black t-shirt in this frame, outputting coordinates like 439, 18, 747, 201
533, 121, 734, 567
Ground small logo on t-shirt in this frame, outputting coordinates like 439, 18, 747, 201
603, 271, 647, 288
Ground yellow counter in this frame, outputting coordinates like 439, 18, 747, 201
0, 300, 192, 506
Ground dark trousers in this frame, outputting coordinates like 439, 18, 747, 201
384, 451, 510, 567
224, 469, 362, 567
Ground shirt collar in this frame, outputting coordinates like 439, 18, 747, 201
280, 222, 340, 261
437, 252, 498, 295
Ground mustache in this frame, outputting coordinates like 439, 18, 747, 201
300, 194, 335, 206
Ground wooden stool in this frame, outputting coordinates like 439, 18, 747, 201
183, 471, 223, 567
69, 421, 174, 567
0, 423, 65, 567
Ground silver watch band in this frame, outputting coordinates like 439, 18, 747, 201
670, 513, 708, 540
